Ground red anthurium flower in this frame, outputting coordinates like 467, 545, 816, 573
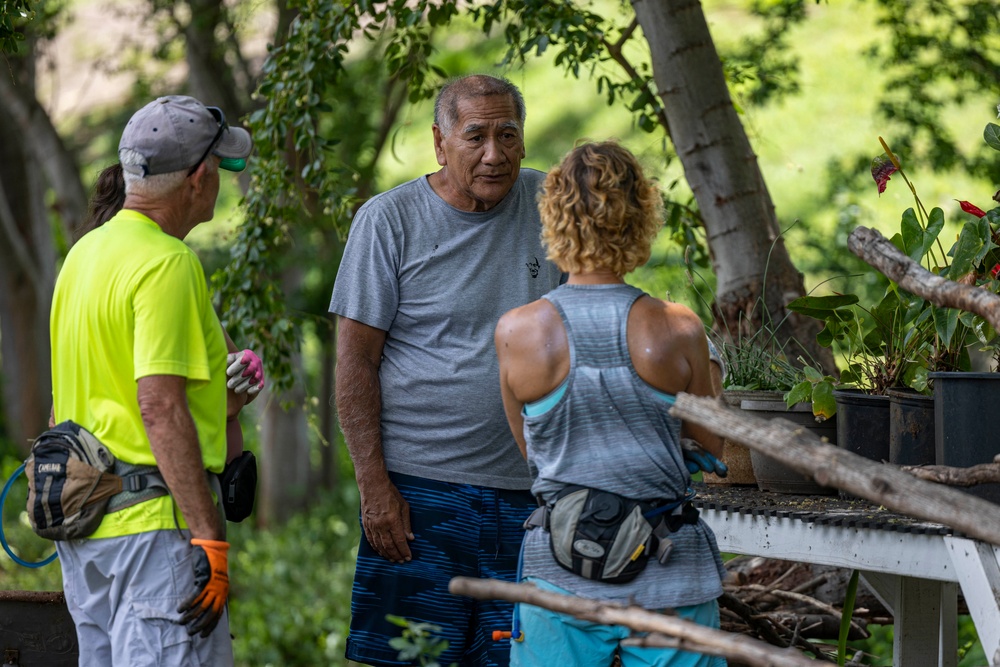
958, 200, 987, 218
991, 264, 1000, 279
871, 154, 897, 195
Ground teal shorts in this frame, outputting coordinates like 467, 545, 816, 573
511, 578, 726, 667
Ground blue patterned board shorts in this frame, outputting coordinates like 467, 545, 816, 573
346, 471, 535, 667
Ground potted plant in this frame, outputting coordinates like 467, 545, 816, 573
711, 326, 838, 494
704, 327, 796, 487
872, 119, 1000, 502
785, 288, 924, 464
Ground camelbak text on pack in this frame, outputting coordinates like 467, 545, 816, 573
25, 421, 167, 541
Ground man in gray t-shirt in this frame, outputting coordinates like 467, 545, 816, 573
329, 75, 563, 667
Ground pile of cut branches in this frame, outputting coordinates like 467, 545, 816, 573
720, 558, 895, 664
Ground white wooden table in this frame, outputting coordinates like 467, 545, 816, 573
695, 486, 1000, 667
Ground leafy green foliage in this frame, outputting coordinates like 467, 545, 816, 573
386, 616, 456, 667
787, 289, 933, 394
866, 0, 1000, 184
228, 487, 360, 666
847, 617, 985, 666
722, 0, 809, 106
784, 360, 838, 418
0, 454, 62, 592
716, 327, 800, 392
225, 0, 812, 391
0, 0, 32, 53
215, 0, 458, 394
473, 1, 665, 132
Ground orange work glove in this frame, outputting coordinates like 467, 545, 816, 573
177, 538, 230, 637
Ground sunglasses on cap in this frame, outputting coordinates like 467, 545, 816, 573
187, 107, 246, 176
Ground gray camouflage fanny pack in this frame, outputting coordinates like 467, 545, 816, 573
542, 485, 658, 584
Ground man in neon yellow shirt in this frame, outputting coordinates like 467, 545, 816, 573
50, 95, 252, 666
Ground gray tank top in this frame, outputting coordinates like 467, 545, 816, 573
520, 283, 726, 608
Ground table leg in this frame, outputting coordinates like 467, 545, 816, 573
945, 537, 1000, 666
861, 572, 949, 667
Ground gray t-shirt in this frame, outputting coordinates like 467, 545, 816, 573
329, 170, 563, 489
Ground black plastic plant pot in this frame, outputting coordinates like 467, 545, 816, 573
833, 389, 890, 463
929, 371, 1000, 505
887, 388, 935, 467
739, 399, 837, 495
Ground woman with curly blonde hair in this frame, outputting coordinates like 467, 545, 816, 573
539, 141, 663, 276
495, 141, 727, 667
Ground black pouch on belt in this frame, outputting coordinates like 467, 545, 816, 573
546, 485, 658, 584
219, 451, 257, 523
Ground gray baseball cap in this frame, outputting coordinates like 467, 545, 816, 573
118, 95, 253, 177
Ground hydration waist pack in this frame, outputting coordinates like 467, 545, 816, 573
25, 421, 168, 541
526, 485, 700, 584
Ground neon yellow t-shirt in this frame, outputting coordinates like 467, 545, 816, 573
50, 209, 227, 538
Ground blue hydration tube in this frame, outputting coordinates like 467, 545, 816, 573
0, 463, 58, 568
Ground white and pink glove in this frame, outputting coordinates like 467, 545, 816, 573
226, 350, 264, 396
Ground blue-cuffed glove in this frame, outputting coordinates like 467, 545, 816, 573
680, 438, 728, 477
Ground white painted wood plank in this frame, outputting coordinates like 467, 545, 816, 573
703, 509, 959, 581
944, 537, 1000, 666
858, 572, 956, 667
860, 571, 899, 614
894, 577, 946, 667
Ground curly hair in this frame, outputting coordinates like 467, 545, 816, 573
539, 141, 663, 275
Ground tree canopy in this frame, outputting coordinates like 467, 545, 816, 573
222, 0, 830, 392
0, 0, 33, 53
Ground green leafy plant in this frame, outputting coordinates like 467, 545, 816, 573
872, 144, 972, 373
784, 359, 838, 420
708, 270, 842, 419
386, 616, 456, 667
837, 569, 860, 666
227, 487, 360, 666
787, 289, 933, 395
0, 0, 33, 54
788, 115, 1000, 399
866, 123, 1000, 377
716, 328, 798, 392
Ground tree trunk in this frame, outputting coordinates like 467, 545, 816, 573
258, 355, 312, 525
179, 0, 254, 118
0, 41, 65, 452
316, 317, 338, 490
632, 0, 834, 373
0, 37, 87, 244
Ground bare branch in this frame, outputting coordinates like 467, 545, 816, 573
600, 18, 671, 136
847, 225, 1000, 333
670, 393, 1000, 545
450, 577, 818, 667
901, 462, 1000, 486
743, 563, 802, 604
719, 591, 789, 648
740, 585, 866, 637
